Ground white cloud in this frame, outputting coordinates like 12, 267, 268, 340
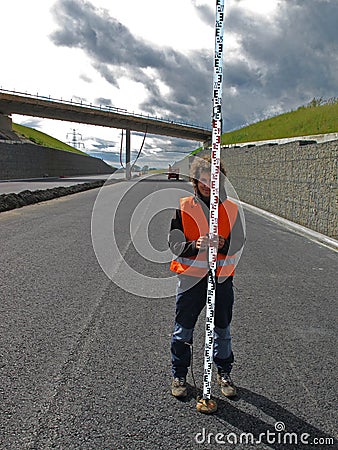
2, 0, 337, 168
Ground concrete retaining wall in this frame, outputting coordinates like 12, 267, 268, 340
0, 142, 114, 179
220, 140, 337, 239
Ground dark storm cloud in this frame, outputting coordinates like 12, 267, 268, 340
95, 97, 112, 106
85, 149, 118, 162
143, 136, 196, 154
72, 94, 87, 103
50, 0, 338, 137
191, 1, 214, 27
92, 63, 119, 88
86, 137, 115, 149
50, 0, 212, 127
221, 0, 338, 130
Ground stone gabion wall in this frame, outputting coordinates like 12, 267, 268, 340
220, 140, 337, 239
0, 142, 114, 179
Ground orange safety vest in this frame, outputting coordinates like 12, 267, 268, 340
170, 196, 238, 278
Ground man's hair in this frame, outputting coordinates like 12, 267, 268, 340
189, 154, 226, 190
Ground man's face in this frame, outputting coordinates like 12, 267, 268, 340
197, 170, 211, 197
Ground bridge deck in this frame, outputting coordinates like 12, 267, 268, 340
0, 91, 211, 142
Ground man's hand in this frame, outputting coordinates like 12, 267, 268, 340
196, 235, 226, 251
217, 235, 225, 249
196, 235, 209, 250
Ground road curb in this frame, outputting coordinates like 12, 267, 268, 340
241, 201, 338, 252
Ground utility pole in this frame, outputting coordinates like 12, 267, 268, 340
126, 129, 131, 180
67, 129, 85, 150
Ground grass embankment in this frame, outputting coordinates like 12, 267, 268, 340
192, 99, 338, 155
12, 123, 87, 155
221, 100, 338, 145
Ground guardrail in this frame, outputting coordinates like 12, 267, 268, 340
221, 133, 338, 148
0, 88, 210, 132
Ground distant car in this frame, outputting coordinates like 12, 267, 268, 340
168, 165, 179, 180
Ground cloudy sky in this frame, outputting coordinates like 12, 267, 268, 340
1, 0, 337, 168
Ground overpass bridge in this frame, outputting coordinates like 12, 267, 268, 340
0, 89, 211, 142
0, 89, 211, 178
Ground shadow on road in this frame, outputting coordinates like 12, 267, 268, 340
185, 384, 335, 449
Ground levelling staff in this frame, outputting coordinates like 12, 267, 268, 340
168, 155, 245, 399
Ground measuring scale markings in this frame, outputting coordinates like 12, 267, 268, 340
203, 0, 225, 401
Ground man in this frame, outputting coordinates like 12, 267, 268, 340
168, 155, 245, 398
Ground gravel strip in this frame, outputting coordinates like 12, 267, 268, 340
0, 180, 106, 213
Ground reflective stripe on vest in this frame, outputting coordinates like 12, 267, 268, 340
170, 196, 238, 277
175, 256, 237, 268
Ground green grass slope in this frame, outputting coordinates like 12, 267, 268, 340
191, 99, 338, 155
12, 123, 88, 155
221, 100, 338, 145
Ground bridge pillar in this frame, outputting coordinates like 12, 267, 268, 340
0, 114, 21, 141
0, 114, 12, 133
126, 129, 131, 180
203, 139, 210, 149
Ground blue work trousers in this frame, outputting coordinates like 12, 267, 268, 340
171, 275, 234, 378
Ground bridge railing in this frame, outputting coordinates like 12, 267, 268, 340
0, 88, 210, 132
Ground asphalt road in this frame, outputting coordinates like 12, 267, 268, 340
0, 175, 336, 449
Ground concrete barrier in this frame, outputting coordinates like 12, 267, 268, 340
195, 140, 337, 239
0, 142, 114, 180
